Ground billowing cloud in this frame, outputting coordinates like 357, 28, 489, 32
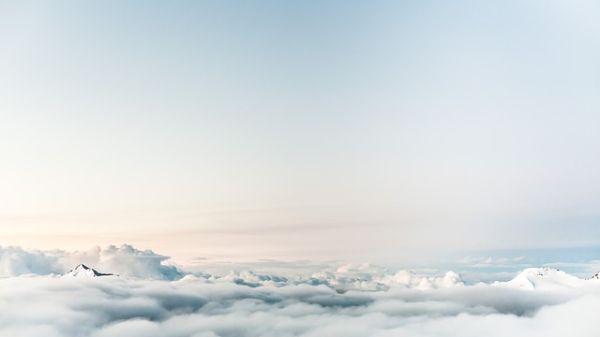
0, 273, 599, 337
0, 244, 183, 280
1, 245, 600, 336
0, 246, 63, 276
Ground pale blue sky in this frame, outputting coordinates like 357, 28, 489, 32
1, 0, 599, 262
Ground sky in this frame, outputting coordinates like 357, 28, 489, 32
1, 0, 600, 264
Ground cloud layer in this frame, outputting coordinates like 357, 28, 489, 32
1, 274, 599, 337
1, 245, 600, 337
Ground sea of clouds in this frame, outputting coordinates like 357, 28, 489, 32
1, 244, 599, 337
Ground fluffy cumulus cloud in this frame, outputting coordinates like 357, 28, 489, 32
0, 244, 182, 280
0, 246, 63, 276
1, 245, 600, 337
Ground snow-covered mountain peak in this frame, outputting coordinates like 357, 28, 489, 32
504, 267, 583, 290
65, 264, 114, 278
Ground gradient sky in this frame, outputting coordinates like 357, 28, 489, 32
1, 0, 600, 263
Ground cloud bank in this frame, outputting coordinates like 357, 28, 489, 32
1, 245, 600, 337
0, 244, 182, 280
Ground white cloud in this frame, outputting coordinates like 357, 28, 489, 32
0, 244, 183, 280
0, 246, 63, 276
0, 274, 599, 337
1, 245, 600, 336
